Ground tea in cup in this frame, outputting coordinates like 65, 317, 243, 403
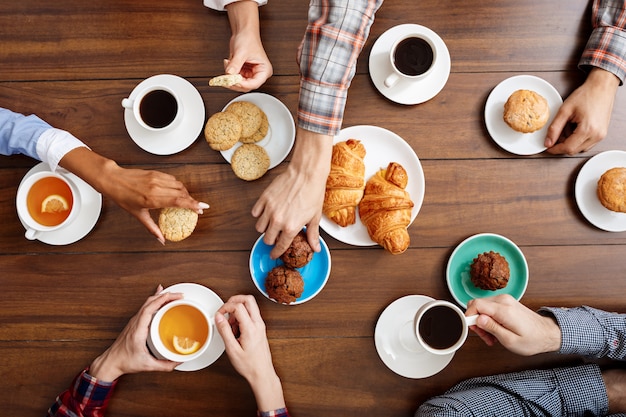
147, 299, 212, 362
122, 78, 183, 132
413, 300, 477, 355
16, 170, 81, 240
384, 33, 437, 89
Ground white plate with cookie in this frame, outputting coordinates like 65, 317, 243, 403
319, 125, 425, 246
219, 92, 295, 169
484, 75, 562, 155
575, 150, 626, 232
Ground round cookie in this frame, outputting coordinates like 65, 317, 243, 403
225, 101, 263, 138
503, 89, 550, 133
204, 111, 242, 151
231, 143, 270, 181
597, 167, 626, 213
240, 111, 269, 144
158, 207, 199, 242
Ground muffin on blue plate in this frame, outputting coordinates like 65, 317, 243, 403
265, 265, 304, 304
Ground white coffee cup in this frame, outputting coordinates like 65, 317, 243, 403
413, 300, 478, 355
147, 298, 212, 363
122, 78, 183, 132
16, 170, 82, 240
384, 33, 437, 89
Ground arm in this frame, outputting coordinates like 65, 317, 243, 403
214, 295, 289, 416
252, 0, 384, 258
58, 147, 209, 244
47, 287, 183, 417
545, 0, 625, 154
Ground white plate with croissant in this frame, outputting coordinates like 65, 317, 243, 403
320, 125, 425, 250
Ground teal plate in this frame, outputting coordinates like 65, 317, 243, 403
446, 233, 528, 308
249, 233, 331, 305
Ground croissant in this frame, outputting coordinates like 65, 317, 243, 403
323, 139, 366, 227
358, 162, 414, 254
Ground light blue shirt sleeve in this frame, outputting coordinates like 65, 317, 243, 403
0, 107, 87, 171
0, 107, 51, 160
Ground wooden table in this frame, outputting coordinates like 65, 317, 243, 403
2, 1, 625, 416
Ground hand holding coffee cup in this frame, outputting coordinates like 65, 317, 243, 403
147, 298, 213, 363
122, 81, 183, 132
413, 300, 478, 355
16, 170, 81, 240
384, 33, 437, 89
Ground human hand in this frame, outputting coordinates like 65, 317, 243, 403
251, 128, 333, 258
215, 295, 285, 412
465, 294, 561, 356
224, 0, 272, 92
545, 68, 619, 155
88, 286, 184, 382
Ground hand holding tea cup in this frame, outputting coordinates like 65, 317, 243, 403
216, 295, 286, 413
88, 286, 183, 382
466, 295, 562, 356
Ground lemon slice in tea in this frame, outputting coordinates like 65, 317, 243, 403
41, 194, 69, 213
172, 335, 201, 355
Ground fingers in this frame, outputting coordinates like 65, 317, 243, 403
215, 311, 242, 354
544, 106, 571, 148
305, 220, 321, 253
134, 210, 166, 244
268, 230, 296, 259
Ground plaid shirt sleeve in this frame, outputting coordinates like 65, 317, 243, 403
540, 305, 626, 360
47, 369, 117, 417
416, 364, 611, 416
579, 0, 626, 84
297, 0, 384, 136
257, 408, 290, 417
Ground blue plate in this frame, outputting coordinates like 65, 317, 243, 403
249, 233, 331, 305
446, 233, 528, 308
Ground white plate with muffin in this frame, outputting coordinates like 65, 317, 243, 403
484, 75, 562, 155
575, 150, 626, 232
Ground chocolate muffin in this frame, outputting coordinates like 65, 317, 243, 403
470, 251, 510, 291
265, 265, 304, 304
280, 231, 314, 268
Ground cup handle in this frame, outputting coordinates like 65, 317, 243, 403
25, 228, 39, 240
121, 98, 133, 109
465, 314, 479, 327
384, 73, 399, 89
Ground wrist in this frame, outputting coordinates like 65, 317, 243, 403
540, 314, 562, 353
249, 372, 286, 413
89, 348, 124, 383
289, 128, 333, 177
587, 67, 620, 93
226, 1, 260, 36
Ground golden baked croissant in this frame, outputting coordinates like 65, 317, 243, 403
323, 139, 366, 227
358, 162, 414, 254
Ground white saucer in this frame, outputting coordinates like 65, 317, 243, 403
220, 92, 295, 169
124, 74, 205, 155
319, 125, 425, 246
17, 163, 102, 245
161, 283, 226, 371
484, 75, 563, 155
575, 150, 626, 232
369, 24, 451, 105
374, 295, 454, 379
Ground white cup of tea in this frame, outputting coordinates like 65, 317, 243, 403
122, 79, 183, 132
384, 33, 437, 89
16, 170, 82, 240
147, 298, 213, 363
413, 299, 478, 355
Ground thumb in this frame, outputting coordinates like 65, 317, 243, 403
545, 107, 570, 147
135, 210, 165, 244
225, 56, 245, 76
475, 314, 508, 341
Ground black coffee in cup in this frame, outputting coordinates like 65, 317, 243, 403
393, 37, 434, 77
418, 305, 463, 350
139, 89, 178, 129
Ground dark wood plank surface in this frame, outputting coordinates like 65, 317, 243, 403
1, 0, 625, 416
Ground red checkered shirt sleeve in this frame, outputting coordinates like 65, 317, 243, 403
47, 369, 117, 417
297, 0, 384, 136
580, 0, 626, 84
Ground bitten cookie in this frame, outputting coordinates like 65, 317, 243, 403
231, 143, 270, 181
225, 101, 263, 138
204, 111, 242, 151
503, 89, 550, 133
208, 74, 243, 87
240, 111, 269, 144
597, 167, 626, 213
158, 208, 199, 242
265, 265, 304, 304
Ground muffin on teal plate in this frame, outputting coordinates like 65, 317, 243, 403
446, 233, 528, 308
